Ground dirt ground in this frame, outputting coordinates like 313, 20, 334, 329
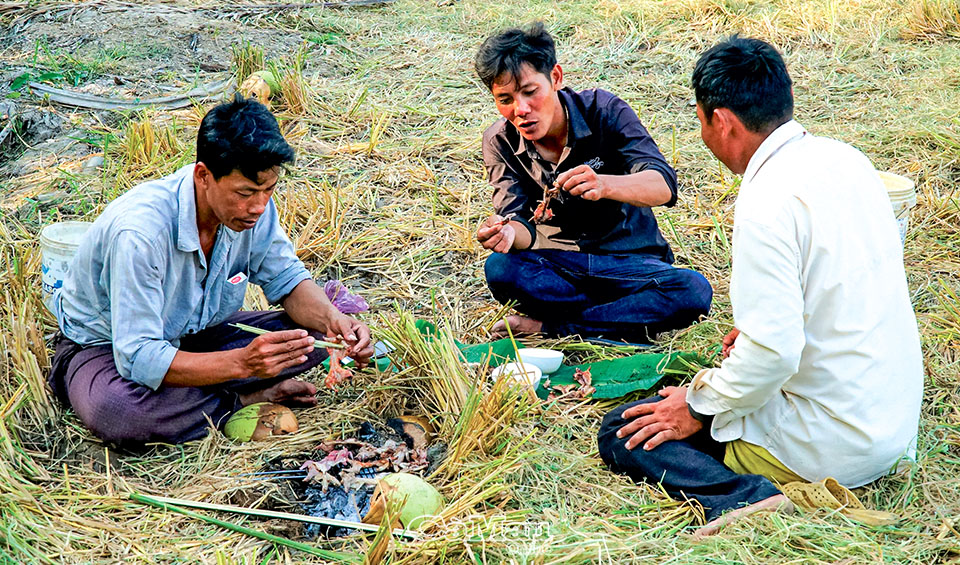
1, 3, 320, 178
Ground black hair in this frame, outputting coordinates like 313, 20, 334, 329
692, 35, 793, 133
475, 21, 557, 91
196, 94, 295, 181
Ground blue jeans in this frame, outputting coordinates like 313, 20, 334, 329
484, 250, 712, 342
598, 397, 782, 522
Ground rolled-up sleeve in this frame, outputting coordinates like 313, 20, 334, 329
686, 215, 805, 427
483, 129, 537, 246
248, 199, 312, 303
607, 98, 678, 206
106, 230, 177, 390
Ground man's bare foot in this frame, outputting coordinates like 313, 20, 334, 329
693, 494, 794, 539
239, 378, 318, 408
491, 315, 543, 338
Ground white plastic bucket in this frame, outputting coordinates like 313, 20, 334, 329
40, 221, 92, 311
877, 171, 917, 246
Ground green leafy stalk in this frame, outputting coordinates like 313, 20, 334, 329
229, 322, 346, 349
129, 492, 360, 563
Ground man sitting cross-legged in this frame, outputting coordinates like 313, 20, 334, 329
598, 36, 923, 535
48, 96, 374, 447
473, 22, 713, 344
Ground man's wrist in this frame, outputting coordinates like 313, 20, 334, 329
317, 302, 341, 330
596, 174, 613, 200
229, 348, 249, 380
687, 402, 712, 426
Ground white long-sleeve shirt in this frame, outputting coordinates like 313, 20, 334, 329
686, 120, 923, 487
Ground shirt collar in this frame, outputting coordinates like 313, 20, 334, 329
176, 164, 201, 253
559, 87, 593, 143
512, 87, 593, 156
175, 164, 242, 253
742, 120, 807, 184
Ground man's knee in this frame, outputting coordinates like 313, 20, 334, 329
484, 253, 520, 287
76, 385, 212, 445
77, 390, 155, 444
597, 396, 662, 467
597, 405, 629, 465
484, 252, 529, 303
668, 269, 713, 319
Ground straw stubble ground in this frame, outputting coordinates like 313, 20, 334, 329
1, 0, 959, 563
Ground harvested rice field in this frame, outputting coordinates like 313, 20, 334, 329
1, 0, 959, 563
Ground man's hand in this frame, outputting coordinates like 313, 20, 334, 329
616, 386, 703, 451
477, 214, 517, 253
556, 165, 607, 201
722, 328, 741, 359
325, 314, 374, 367
237, 329, 316, 379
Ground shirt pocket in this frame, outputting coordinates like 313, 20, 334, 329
219, 270, 250, 313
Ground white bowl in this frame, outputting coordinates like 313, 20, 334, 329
517, 348, 564, 374
490, 362, 542, 387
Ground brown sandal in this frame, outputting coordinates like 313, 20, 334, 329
781, 477, 899, 526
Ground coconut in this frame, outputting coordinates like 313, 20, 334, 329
250, 70, 280, 94
223, 402, 298, 441
362, 473, 444, 530
239, 75, 271, 106
386, 415, 435, 450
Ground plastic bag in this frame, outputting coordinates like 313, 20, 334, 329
324, 280, 369, 314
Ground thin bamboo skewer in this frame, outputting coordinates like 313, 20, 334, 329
129, 493, 361, 562
135, 493, 422, 540
230, 322, 347, 349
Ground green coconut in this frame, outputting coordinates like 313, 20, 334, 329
364, 473, 444, 530
223, 402, 298, 442
250, 70, 280, 94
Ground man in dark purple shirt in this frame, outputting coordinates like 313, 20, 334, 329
475, 22, 712, 343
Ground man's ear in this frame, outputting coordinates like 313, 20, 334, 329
194, 162, 212, 189
713, 108, 740, 137
550, 64, 563, 90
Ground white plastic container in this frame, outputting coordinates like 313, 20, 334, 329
517, 348, 565, 374
877, 171, 917, 246
40, 221, 92, 311
490, 362, 542, 388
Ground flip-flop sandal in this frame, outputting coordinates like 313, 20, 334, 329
782, 477, 899, 526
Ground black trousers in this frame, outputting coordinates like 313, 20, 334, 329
597, 396, 782, 522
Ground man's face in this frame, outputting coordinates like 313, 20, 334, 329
491, 63, 563, 142
197, 165, 279, 232
696, 102, 739, 172
696, 103, 721, 158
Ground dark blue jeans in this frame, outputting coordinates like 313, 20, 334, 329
598, 397, 782, 522
484, 250, 712, 343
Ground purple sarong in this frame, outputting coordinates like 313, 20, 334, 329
48, 310, 327, 446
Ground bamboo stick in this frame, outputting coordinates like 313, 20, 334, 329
129, 493, 361, 562
132, 493, 422, 540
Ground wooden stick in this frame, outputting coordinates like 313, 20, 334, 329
135, 493, 422, 540
230, 323, 347, 349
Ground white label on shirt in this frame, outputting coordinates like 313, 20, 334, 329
228, 272, 248, 285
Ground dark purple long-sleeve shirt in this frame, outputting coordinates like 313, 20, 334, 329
482, 87, 677, 262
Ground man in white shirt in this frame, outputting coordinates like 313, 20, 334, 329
598, 35, 923, 535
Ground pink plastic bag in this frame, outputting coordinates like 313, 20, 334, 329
324, 280, 369, 314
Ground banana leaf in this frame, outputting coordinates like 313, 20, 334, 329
325, 319, 708, 401
535, 351, 710, 400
